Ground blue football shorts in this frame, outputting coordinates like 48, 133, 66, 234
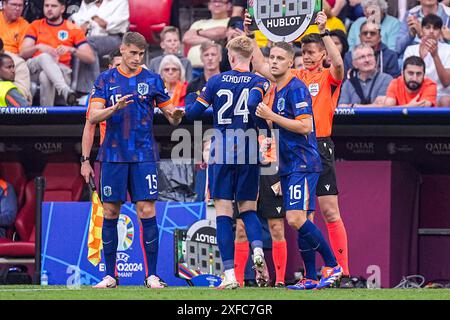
280, 172, 319, 212
100, 162, 158, 203
208, 164, 260, 202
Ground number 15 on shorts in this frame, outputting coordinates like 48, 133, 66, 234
146, 174, 157, 195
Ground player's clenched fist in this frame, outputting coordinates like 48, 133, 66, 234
113, 94, 134, 111
256, 102, 274, 121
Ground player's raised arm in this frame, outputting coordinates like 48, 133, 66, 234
316, 11, 344, 81
244, 10, 274, 81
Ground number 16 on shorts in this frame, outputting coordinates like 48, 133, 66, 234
281, 172, 320, 211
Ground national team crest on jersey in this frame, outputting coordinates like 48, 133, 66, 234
277, 98, 285, 112
58, 30, 69, 41
103, 186, 112, 197
137, 83, 149, 95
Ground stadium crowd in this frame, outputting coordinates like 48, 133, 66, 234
0, 0, 449, 107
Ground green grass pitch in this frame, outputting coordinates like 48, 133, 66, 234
0, 286, 449, 300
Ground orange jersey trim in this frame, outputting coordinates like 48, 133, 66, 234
86, 97, 106, 120
295, 114, 312, 121
277, 74, 295, 92
233, 68, 250, 73
90, 98, 106, 104
252, 87, 264, 97
196, 97, 209, 106
117, 66, 143, 78
158, 99, 172, 108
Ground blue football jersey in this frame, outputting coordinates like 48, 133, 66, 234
90, 67, 171, 162
196, 69, 270, 164
272, 76, 322, 176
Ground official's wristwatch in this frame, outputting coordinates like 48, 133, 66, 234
80, 156, 90, 163
320, 30, 331, 38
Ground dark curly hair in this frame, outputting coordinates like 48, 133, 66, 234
329, 29, 349, 60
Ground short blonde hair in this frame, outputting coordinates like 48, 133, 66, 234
200, 41, 222, 55
226, 36, 253, 59
158, 54, 186, 83
160, 26, 180, 41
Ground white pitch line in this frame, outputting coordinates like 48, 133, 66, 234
0, 287, 195, 292
0, 288, 74, 292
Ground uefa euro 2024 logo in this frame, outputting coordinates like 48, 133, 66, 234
117, 214, 134, 251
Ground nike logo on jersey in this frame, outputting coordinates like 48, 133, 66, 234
149, 191, 157, 195
145, 239, 157, 245
109, 86, 120, 90
289, 201, 301, 206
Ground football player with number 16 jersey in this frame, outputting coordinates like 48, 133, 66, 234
256, 42, 343, 290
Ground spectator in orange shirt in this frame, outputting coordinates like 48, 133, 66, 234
383, 55, 437, 106
0, 0, 32, 104
20, 0, 95, 106
0, 0, 29, 54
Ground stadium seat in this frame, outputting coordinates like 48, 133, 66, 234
0, 162, 27, 209
42, 162, 84, 201
129, 0, 172, 44
0, 180, 36, 257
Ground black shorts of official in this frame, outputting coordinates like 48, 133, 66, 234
234, 171, 286, 220
316, 137, 339, 196
257, 172, 286, 219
